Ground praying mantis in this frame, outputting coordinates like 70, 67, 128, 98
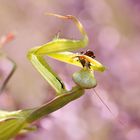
0, 14, 106, 140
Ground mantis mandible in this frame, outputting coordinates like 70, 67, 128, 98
0, 14, 106, 139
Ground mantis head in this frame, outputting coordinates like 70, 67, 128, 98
72, 50, 99, 89
72, 68, 97, 89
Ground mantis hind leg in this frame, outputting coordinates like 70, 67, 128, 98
0, 57, 16, 93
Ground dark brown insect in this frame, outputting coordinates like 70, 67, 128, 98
78, 50, 95, 68
80, 50, 95, 59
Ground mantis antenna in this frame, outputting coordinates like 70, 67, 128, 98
93, 89, 125, 125
93, 89, 114, 115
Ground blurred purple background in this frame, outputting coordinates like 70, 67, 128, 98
0, 0, 140, 140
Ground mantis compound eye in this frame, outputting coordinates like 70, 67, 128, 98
72, 69, 97, 89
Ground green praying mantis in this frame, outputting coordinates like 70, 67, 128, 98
0, 14, 107, 140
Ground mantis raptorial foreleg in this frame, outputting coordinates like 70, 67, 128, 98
27, 14, 87, 94
27, 14, 105, 95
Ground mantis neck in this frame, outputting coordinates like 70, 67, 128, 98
26, 86, 84, 123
